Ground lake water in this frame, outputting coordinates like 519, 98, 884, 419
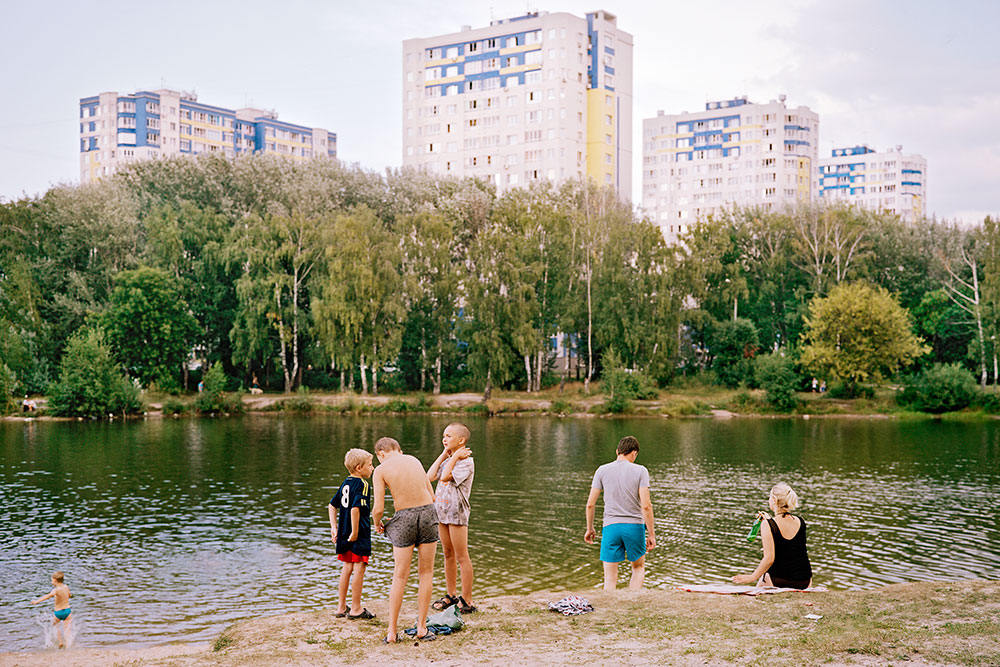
2, 415, 998, 651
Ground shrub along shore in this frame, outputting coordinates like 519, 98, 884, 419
2, 581, 997, 666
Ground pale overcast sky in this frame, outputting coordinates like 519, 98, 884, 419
1, 0, 997, 222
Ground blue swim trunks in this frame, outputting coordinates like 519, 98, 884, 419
54, 608, 71, 621
599, 523, 646, 563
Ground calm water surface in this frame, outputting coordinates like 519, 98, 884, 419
2, 415, 998, 650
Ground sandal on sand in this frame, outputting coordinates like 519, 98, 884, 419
415, 628, 437, 641
333, 610, 348, 618
381, 633, 405, 644
431, 594, 459, 611
458, 596, 478, 614
348, 608, 376, 620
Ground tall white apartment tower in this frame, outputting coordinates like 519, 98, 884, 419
819, 145, 927, 222
402, 10, 633, 195
642, 96, 819, 244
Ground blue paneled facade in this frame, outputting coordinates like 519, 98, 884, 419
79, 90, 335, 159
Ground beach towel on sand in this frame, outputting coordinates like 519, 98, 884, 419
677, 584, 828, 596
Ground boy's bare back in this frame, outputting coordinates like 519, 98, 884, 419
53, 583, 71, 609
375, 453, 434, 510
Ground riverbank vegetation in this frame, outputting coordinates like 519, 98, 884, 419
2, 154, 999, 418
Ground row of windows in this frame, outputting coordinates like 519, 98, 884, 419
416, 107, 585, 136
425, 30, 543, 60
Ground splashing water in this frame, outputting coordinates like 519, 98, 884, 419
33, 611, 80, 649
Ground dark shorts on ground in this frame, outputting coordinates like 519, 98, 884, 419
384, 503, 439, 548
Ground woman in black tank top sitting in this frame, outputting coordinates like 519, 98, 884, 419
732, 482, 812, 589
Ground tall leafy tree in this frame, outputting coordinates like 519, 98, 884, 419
312, 206, 406, 394
800, 282, 928, 392
144, 202, 239, 382
399, 211, 462, 394
230, 210, 329, 392
101, 266, 199, 388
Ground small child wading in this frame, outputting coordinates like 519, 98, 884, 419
31, 571, 72, 648
427, 422, 477, 614
330, 448, 376, 619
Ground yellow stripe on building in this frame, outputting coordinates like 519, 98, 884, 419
498, 63, 541, 76
499, 44, 541, 56
424, 56, 466, 68
425, 75, 465, 86
585, 88, 614, 184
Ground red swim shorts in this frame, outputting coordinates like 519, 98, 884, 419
337, 552, 369, 563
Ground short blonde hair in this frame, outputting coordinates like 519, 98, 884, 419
344, 448, 372, 473
52, 571, 64, 583
374, 437, 401, 454
770, 483, 799, 514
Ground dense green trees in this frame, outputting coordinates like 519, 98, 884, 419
675, 203, 998, 392
101, 266, 198, 389
800, 283, 928, 391
1, 151, 998, 408
0, 155, 685, 401
47, 328, 143, 418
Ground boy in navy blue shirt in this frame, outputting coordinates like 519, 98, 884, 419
329, 448, 375, 619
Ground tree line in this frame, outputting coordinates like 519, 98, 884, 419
0, 153, 678, 410
0, 152, 997, 414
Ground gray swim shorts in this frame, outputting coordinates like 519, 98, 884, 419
383, 503, 439, 548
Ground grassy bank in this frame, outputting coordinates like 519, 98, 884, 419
4, 581, 997, 666
9, 379, 1000, 421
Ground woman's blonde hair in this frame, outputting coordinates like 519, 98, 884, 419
770, 483, 799, 514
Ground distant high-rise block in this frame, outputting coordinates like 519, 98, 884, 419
819, 145, 927, 222
402, 10, 633, 196
79, 89, 337, 183
642, 96, 819, 244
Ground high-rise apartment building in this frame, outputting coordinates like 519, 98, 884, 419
402, 10, 632, 195
818, 145, 927, 222
79, 89, 337, 183
642, 96, 819, 244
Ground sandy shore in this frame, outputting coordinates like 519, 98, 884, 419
2, 581, 997, 666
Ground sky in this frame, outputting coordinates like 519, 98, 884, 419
1, 0, 998, 222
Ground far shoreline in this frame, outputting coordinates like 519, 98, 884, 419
5, 387, 999, 423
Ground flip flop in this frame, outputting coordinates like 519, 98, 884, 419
347, 608, 375, 619
415, 628, 437, 641
381, 633, 404, 644
333, 610, 347, 618
431, 594, 458, 611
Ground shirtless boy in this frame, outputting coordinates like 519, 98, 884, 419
31, 571, 72, 648
372, 437, 439, 643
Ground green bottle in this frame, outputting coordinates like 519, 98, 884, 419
746, 516, 762, 542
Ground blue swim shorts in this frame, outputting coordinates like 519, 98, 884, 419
599, 522, 646, 563
54, 608, 72, 621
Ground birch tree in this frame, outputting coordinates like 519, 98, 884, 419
230, 210, 328, 392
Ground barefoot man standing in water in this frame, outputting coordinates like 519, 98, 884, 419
372, 437, 440, 642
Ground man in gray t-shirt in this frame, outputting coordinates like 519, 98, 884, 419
584, 436, 656, 590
